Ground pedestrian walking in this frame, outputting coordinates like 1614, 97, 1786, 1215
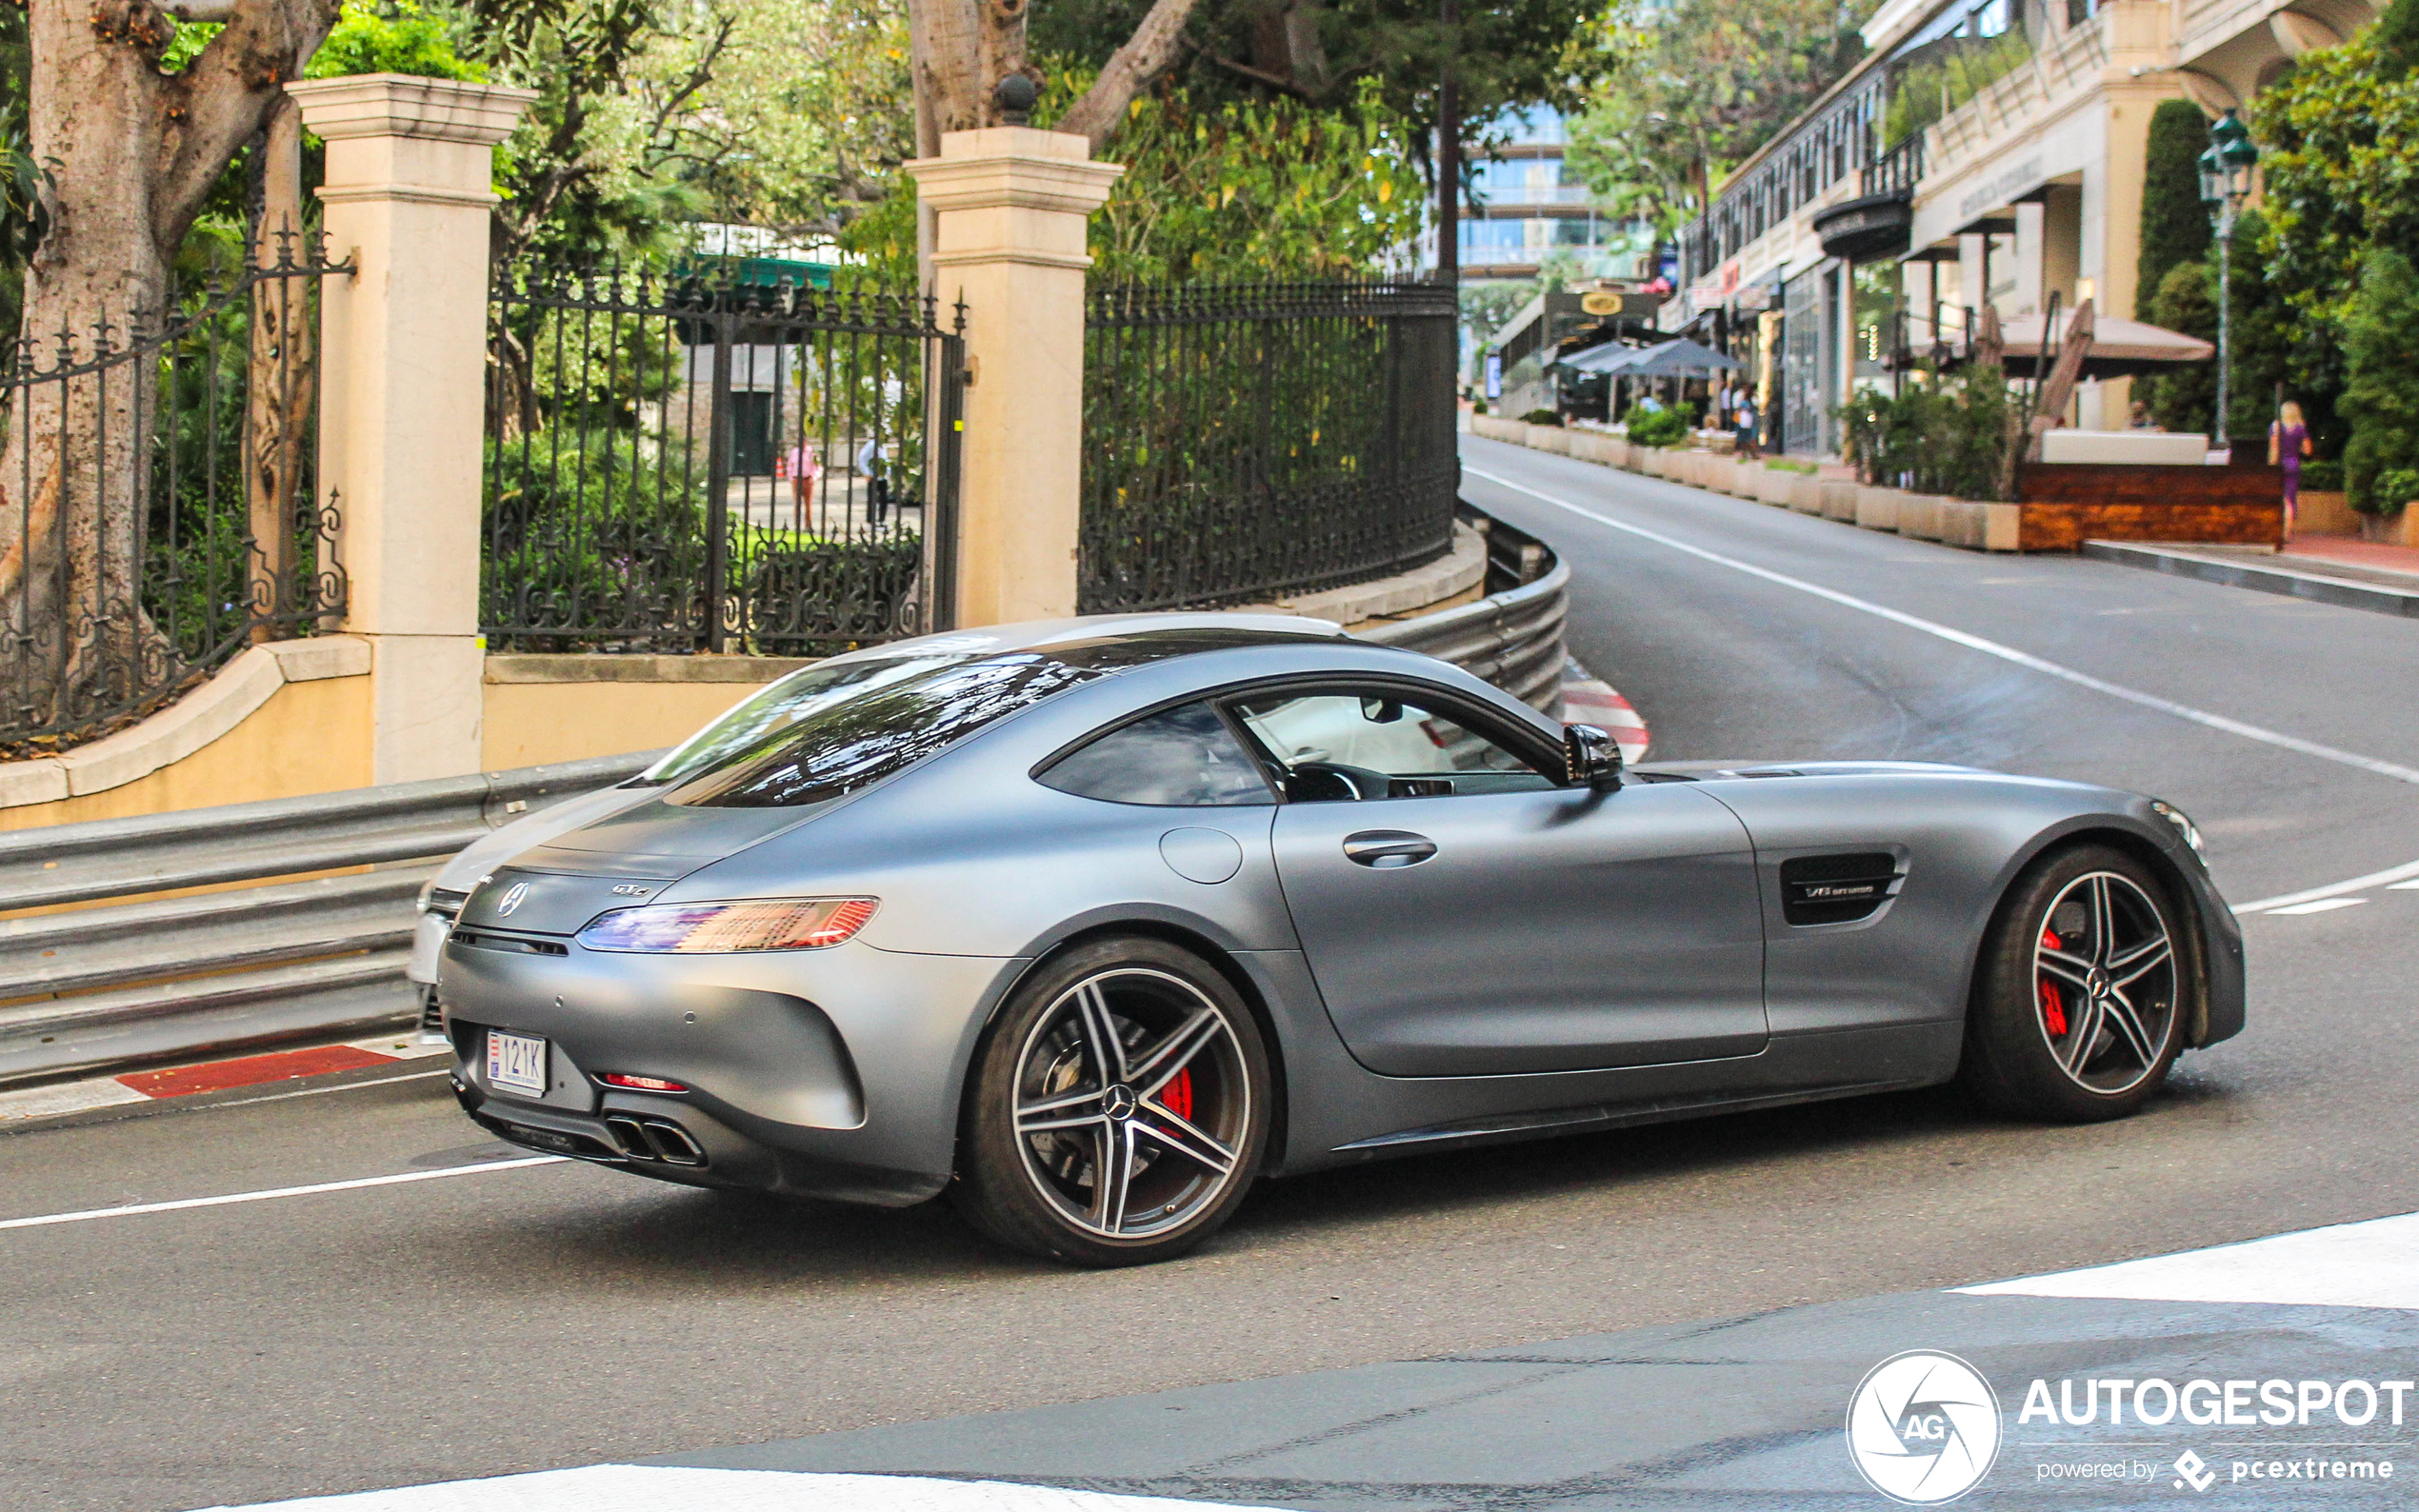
778, 441, 821, 530
1733, 393, 1760, 461
856, 436, 889, 527
2269, 401, 2311, 539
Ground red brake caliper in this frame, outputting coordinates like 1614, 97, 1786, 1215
2038, 928, 2069, 1037
1163, 1067, 1193, 1122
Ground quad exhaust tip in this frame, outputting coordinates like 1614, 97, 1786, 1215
604, 1114, 707, 1167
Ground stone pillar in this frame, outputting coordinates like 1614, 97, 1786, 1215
907, 129, 1123, 627
288, 74, 534, 784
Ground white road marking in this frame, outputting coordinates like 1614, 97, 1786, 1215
203, 1464, 1277, 1511
0, 1154, 568, 1233
1956, 1210, 2419, 1310
1465, 461, 2419, 917
2265, 898, 2369, 916
2391, 880, 2419, 890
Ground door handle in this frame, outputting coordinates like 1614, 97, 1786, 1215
1343, 830, 1437, 868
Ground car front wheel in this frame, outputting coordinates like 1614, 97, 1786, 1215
953, 937, 1271, 1266
1961, 844, 2191, 1122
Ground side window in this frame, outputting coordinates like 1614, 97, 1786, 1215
1037, 702, 1276, 806
1230, 688, 1557, 801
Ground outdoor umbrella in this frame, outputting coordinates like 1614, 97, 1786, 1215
1615, 337, 1740, 377
1992, 312, 2211, 380
1557, 340, 1649, 375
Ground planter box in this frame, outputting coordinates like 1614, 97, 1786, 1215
1525, 424, 1571, 454
1753, 468, 1793, 507
1818, 481, 1860, 522
1570, 432, 1615, 466
1854, 487, 1903, 532
2014, 462, 2282, 550
1727, 462, 1759, 498
2297, 490, 2356, 536
1896, 493, 1946, 541
1470, 415, 1521, 443
1788, 476, 1825, 513
1939, 500, 2023, 551
2360, 506, 2419, 547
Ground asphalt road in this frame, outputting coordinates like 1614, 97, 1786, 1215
8, 434, 2419, 1511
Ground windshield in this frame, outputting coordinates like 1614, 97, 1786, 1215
664, 652, 1106, 807
633, 655, 971, 788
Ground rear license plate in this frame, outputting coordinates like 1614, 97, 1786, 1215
487, 1029, 548, 1096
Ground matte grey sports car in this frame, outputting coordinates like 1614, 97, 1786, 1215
439, 614, 2245, 1265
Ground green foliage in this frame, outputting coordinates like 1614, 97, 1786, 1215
2379, 0, 2419, 80
2140, 220, 2288, 442
1836, 367, 2010, 500
1569, 0, 1873, 235
1622, 404, 1689, 448
1030, 0, 1595, 152
2137, 99, 2215, 319
1521, 408, 1564, 427
1, 2, 37, 345
2302, 457, 2345, 491
1884, 27, 2031, 149
310, 1, 487, 80
2341, 246, 2419, 512
2251, 25, 2419, 444
1042, 71, 1426, 283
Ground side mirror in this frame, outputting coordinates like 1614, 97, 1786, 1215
1564, 723, 1624, 792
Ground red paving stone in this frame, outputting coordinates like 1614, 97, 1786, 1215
2285, 535, 2419, 579
115, 1044, 394, 1099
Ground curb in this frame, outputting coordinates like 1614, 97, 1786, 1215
2081, 540, 2419, 620
0, 1034, 450, 1126
1559, 660, 1649, 766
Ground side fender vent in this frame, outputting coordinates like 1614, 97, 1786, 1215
1781, 852, 1901, 925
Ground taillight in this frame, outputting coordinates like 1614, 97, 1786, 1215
575, 897, 878, 953
599, 1073, 689, 1092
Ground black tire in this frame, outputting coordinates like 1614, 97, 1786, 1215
951, 936, 1271, 1266
1960, 844, 2191, 1122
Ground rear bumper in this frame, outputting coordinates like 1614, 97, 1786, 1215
453, 1075, 950, 1204
438, 934, 1025, 1205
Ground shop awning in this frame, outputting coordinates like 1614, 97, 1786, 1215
1994, 313, 2212, 380
1558, 337, 1738, 377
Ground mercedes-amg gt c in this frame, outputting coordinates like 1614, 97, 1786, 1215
436, 614, 2242, 1265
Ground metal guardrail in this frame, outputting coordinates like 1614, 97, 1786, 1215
0, 752, 658, 1086
0, 507, 1568, 1090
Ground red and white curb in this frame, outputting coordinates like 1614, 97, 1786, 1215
0, 1033, 449, 1124
1559, 659, 1649, 766
204, 1466, 1273, 1511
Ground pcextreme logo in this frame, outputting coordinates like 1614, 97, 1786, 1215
1846, 1351, 2004, 1505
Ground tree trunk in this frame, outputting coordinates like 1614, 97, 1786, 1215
0, 0, 335, 729
246, 93, 310, 642
1051, 0, 1204, 151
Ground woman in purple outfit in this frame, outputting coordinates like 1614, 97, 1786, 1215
2269, 401, 2311, 538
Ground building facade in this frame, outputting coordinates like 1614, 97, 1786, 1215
1666, 0, 2385, 458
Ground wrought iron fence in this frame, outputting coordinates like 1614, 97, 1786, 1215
1, 241, 346, 751
484, 263, 964, 655
1080, 281, 1460, 614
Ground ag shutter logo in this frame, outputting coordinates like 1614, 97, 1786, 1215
495, 882, 530, 918
1847, 1350, 2003, 1504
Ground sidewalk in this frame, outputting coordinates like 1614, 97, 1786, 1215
2081, 536, 2419, 619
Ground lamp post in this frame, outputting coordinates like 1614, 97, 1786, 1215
2197, 109, 2259, 451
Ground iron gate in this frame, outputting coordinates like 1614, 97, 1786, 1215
483, 263, 964, 654
2, 243, 346, 749
1079, 282, 1460, 614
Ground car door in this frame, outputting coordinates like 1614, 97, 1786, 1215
1236, 682, 1768, 1077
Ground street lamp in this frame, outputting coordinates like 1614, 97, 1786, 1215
2197, 109, 2259, 451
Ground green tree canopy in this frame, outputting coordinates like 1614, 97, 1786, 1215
2340, 245, 2419, 512
1565, 0, 1873, 236
2136, 98, 2213, 320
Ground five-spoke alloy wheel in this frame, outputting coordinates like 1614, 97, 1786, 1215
1962, 844, 2194, 1121
954, 937, 1270, 1265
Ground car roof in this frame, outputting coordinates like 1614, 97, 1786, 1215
818, 612, 1349, 667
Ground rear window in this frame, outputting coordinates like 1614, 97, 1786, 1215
667, 653, 1104, 808
635, 653, 974, 789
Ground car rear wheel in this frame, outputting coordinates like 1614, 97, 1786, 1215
953, 937, 1271, 1266
1961, 844, 2190, 1122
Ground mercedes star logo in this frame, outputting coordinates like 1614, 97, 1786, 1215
495, 882, 530, 918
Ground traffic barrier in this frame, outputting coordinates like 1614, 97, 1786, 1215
0, 752, 655, 1086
